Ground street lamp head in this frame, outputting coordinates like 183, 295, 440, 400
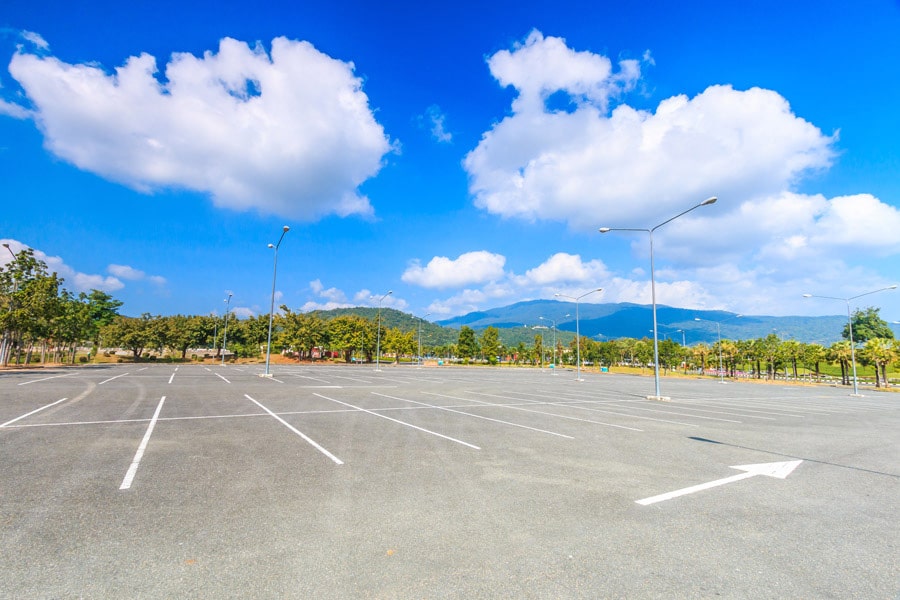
387, 290, 393, 296
700, 196, 718, 206
267, 243, 274, 249
802, 294, 812, 298
598, 227, 611, 233
282, 225, 290, 232
888, 284, 898, 290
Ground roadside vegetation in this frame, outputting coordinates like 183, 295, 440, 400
2, 248, 896, 388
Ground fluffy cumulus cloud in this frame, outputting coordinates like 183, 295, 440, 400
300, 280, 408, 312
1, 239, 124, 292
519, 252, 609, 286
6, 36, 392, 219
402, 251, 506, 289
459, 30, 900, 317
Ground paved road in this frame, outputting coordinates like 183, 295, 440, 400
1, 364, 898, 598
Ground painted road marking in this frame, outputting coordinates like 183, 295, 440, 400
372, 392, 574, 439
17, 373, 73, 386
1, 397, 68, 427
120, 396, 166, 490
99, 372, 129, 385
636, 460, 803, 506
314, 392, 481, 450
458, 391, 643, 432
214, 372, 231, 384
244, 395, 343, 464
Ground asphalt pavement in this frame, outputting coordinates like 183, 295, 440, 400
1, 363, 898, 599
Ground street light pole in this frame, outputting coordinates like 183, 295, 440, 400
1, 243, 17, 366
695, 314, 742, 383
221, 292, 233, 366
538, 313, 569, 371
417, 312, 431, 367
600, 196, 717, 399
264, 225, 290, 377
373, 290, 392, 371
803, 285, 897, 396
554, 289, 602, 381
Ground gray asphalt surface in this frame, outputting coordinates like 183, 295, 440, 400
1, 363, 898, 599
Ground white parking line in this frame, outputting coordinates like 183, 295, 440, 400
244, 394, 343, 464
372, 392, 574, 439
17, 373, 73, 386
99, 372, 129, 385
458, 391, 644, 432
1, 397, 68, 427
314, 392, 481, 449
168, 367, 178, 384
214, 372, 231, 384
120, 396, 166, 490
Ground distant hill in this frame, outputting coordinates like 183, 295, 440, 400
305, 299, 892, 346
435, 299, 851, 345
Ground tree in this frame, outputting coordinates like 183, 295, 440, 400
102, 314, 154, 358
280, 308, 328, 360
83, 290, 123, 347
479, 326, 501, 365
860, 338, 896, 388
827, 341, 853, 386
844, 307, 894, 344
457, 326, 478, 361
328, 315, 372, 362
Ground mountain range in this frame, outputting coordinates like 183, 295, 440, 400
434, 299, 855, 346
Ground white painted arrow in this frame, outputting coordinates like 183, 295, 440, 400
636, 460, 802, 506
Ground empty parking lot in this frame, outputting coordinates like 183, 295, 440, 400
2, 364, 898, 598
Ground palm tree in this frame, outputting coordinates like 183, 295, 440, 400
827, 341, 853, 386
861, 338, 897, 388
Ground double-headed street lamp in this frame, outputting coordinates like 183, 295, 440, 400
373, 290, 392, 371
600, 196, 717, 400
695, 314, 742, 383
264, 225, 290, 377
803, 284, 897, 396
554, 289, 602, 381
221, 292, 233, 366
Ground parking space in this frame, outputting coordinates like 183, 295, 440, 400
1, 363, 898, 598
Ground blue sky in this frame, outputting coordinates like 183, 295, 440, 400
2, 0, 899, 322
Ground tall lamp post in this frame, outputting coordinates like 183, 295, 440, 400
417, 312, 431, 367
803, 285, 897, 396
695, 314, 742, 383
554, 289, 602, 381
373, 290, 392, 371
600, 196, 717, 399
539, 314, 569, 370
263, 225, 290, 377
221, 292, 233, 366
1, 243, 17, 366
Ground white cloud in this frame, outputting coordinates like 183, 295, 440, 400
108, 264, 146, 280
0, 239, 124, 293
421, 104, 452, 143
451, 31, 900, 319
402, 251, 506, 289
6, 36, 392, 220
20, 31, 49, 50
520, 252, 609, 286
107, 263, 167, 286
465, 31, 835, 230
0, 98, 29, 119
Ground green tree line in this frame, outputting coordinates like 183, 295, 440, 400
3, 249, 896, 387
